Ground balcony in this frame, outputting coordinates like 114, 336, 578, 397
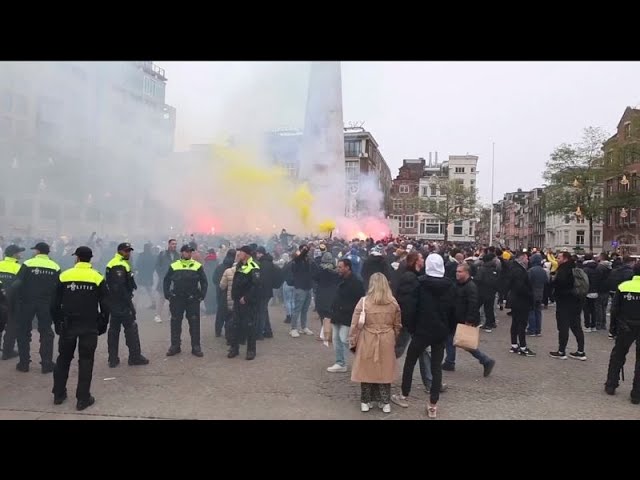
136, 61, 167, 81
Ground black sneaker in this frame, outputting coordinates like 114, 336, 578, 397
166, 346, 181, 356
53, 391, 67, 405
263, 332, 273, 339
499, 305, 504, 311
480, 325, 494, 333
2, 350, 18, 360
442, 363, 455, 372
518, 347, 536, 357
16, 362, 30, 372
549, 351, 567, 360
246, 351, 256, 361
108, 357, 120, 368
526, 331, 537, 337
604, 384, 616, 396
284, 315, 292, 324
128, 355, 150, 366
227, 348, 239, 359
509, 346, 520, 354
569, 351, 587, 361
483, 359, 496, 377
631, 396, 640, 405
191, 348, 204, 357
41, 362, 55, 374
215, 332, 222, 338
76, 396, 95, 411
425, 382, 448, 393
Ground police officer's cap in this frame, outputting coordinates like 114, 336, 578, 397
72, 246, 93, 259
239, 246, 252, 255
180, 244, 194, 253
117, 242, 134, 252
31, 242, 50, 254
4, 244, 25, 257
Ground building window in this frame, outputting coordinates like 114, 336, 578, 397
563, 230, 570, 245
345, 161, 359, 180
393, 200, 403, 211
421, 187, 428, 196
593, 230, 601, 246
470, 179, 476, 187
453, 220, 463, 236
399, 185, 410, 194
143, 76, 154, 96
344, 140, 361, 157
576, 230, 585, 246
285, 163, 297, 178
468, 224, 473, 236
576, 215, 585, 224
624, 122, 631, 139
455, 167, 465, 173
471, 167, 475, 173
391, 215, 402, 223
404, 215, 415, 229
420, 222, 445, 235
564, 215, 571, 225
430, 185, 437, 196
454, 179, 464, 186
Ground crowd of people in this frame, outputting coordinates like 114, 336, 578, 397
1, 231, 639, 416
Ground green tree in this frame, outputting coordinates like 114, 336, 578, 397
420, 177, 478, 243
543, 127, 609, 253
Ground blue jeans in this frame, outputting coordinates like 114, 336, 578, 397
282, 284, 295, 317
332, 323, 350, 367
395, 327, 432, 386
292, 289, 311, 330
528, 303, 542, 334
444, 332, 492, 366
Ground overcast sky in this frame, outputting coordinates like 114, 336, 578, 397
161, 61, 640, 205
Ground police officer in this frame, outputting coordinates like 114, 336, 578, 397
228, 246, 261, 361
163, 244, 208, 357
605, 262, 640, 404
16, 242, 60, 373
51, 246, 110, 411
0, 244, 24, 360
0, 280, 8, 340
105, 243, 149, 368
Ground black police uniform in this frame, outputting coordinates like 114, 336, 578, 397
105, 245, 148, 367
605, 274, 640, 403
16, 246, 60, 372
0, 280, 8, 337
51, 248, 110, 410
0, 246, 24, 359
163, 246, 208, 356
228, 256, 261, 360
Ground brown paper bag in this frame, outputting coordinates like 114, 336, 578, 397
322, 318, 333, 343
453, 324, 479, 351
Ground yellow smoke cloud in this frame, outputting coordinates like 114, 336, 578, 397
318, 219, 336, 234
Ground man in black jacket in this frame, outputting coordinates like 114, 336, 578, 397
581, 254, 605, 332
476, 253, 500, 332
228, 246, 261, 360
508, 251, 536, 356
327, 258, 364, 373
213, 249, 236, 339
361, 245, 391, 291
290, 246, 316, 338
443, 263, 495, 377
550, 251, 586, 360
606, 256, 635, 339
154, 239, 178, 324
255, 246, 279, 340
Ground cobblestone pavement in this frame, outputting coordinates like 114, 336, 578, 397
0, 301, 637, 420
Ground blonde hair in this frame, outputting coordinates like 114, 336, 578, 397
367, 272, 394, 305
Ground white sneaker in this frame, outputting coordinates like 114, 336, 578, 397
382, 403, 391, 413
302, 327, 314, 336
327, 363, 347, 373
154, 315, 162, 324
360, 402, 371, 412
289, 329, 300, 338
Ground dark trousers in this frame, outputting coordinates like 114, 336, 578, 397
510, 308, 529, 347
481, 294, 496, 327
17, 302, 54, 365
583, 297, 598, 329
52, 332, 98, 401
256, 297, 272, 337
556, 298, 585, 353
605, 324, 640, 400
107, 312, 142, 361
401, 335, 445, 405
169, 298, 201, 349
361, 383, 391, 404
229, 303, 256, 354
395, 327, 431, 388
215, 289, 227, 337
543, 282, 554, 306
2, 308, 18, 357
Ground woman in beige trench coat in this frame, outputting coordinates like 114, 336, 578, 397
349, 272, 402, 413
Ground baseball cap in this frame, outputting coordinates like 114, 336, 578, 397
4, 244, 25, 257
31, 242, 50, 254
72, 246, 93, 258
117, 242, 134, 252
256, 246, 267, 255
239, 245, 253, 255
180, 244, 194, 253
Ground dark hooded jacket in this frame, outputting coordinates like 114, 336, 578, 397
454, 277, 480, 327
412, 275, 455, 342
361, 254, 392, 292
257, 253, 277, 299
395, 269, 420, 329
528, 254, 548, 304
581, 259, 604, 294
507, 259, 533, 311
313, 254, 339, 317
475, 253, 500, 299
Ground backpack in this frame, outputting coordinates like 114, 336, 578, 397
572, 268, 589, 297
478, 264, 499, 291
